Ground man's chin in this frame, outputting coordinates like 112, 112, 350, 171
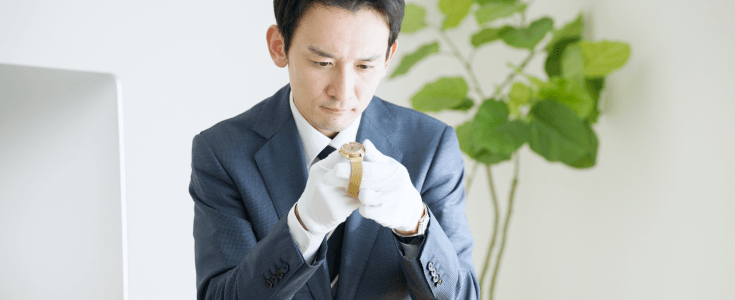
317, 120, 350, 133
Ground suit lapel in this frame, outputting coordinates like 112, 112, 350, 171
254, 85, 334, 299
336, 97, 403, 300
254, 85, 308, 221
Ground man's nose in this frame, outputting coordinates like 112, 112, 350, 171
327, 66, 354, 101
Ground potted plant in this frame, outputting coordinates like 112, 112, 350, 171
390, 0, 631, 298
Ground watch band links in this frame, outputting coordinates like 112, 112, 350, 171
348, 159, 362, 198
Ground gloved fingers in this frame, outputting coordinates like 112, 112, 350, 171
315, 183, 360, 214
332, 161, 402, 192
324, 168, 394, 207
356, 188, 383, 206
362, 139, 390, 164
358, 202, 388, 222
323, 168, 351, 188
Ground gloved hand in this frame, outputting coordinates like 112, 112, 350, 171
296, 148, 361, 236
326, 139, 425, 234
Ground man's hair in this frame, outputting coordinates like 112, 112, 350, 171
274, 0, 405, 59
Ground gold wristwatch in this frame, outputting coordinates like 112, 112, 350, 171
339, 142, 365, 198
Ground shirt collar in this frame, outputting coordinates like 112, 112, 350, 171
289, 89, 361, 169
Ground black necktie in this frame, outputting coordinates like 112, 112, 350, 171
314, 145, 344, 284
316, 145, 336, 162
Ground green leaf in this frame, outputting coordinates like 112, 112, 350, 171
475, 2, 527, 24
584, 78, 605, 123
456, 121, 475, 156
508, 82, 532, 116
507, 62, 551, 90
500, 17, 554, 50
390, 42, 440, 78
581, 40, 631, 77
474, 99, 509, 131
452, 98, 475, 111
528, 100, 593, 165
539, 77, 594, 118
525, 74, 549, 89
561, 42, 584, 83
545, 14, 583, 52
402, 4, 427, 34
471, 100, 527, 156
475, 149, 512, 165
567, 121, 598, 168
544, 15, 584, 77
471, 26, 509, 48
456, 120, 511, 165
477, 120, 529, 155
411, 77, 470, 112
439, 0, 473, 29
544, 37, 580, 78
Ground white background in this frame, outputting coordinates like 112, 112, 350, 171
1, 0, 734, 299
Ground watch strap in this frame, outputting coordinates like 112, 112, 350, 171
347, 159, 362, 198
392, 203, 429, 238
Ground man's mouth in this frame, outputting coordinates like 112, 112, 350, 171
323, 107, 347, 113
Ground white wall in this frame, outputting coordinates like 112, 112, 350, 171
1, 0, 734, 299
380, 0, 735, 299
0, 1, 285, 299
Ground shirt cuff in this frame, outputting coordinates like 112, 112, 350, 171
287, 204, 325, 264
391, 203, 429, 237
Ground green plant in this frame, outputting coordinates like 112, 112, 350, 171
390, 0, 631, 299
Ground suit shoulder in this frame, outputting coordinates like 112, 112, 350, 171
193, 97, 270, 152
201, 97, 269, 135
377, 98, 450, 133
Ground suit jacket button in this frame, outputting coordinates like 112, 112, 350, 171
280, 263, 289, 273
435, 279, 443, 287
276, 269, 284, 279
427, 262, 435, 271
270, 275, 278, 285
265, 280, 273, 289
432, 274, 439, 283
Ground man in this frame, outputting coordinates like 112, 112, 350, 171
189, 0, 479, 299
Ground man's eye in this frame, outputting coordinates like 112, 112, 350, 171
358, 65, 373, 70
315, 61, 330, 67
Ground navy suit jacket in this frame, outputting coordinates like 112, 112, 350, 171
190, 84, 480, 299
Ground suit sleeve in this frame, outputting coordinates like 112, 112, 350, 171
395, 126, 481, 300
190, 133, 326, 300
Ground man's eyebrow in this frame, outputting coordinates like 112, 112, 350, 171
308, 45, 382, 62
359, 54, 382, 62
308, 46, 336, 59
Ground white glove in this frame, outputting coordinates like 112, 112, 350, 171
326, 139, 425, 233
296, 148, 361, 236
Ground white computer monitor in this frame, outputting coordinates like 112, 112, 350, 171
0, 63, 127, 300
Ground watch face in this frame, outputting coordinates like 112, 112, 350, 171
341, 142, 364, 154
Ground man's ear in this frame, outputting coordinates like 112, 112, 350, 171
381, 40, 398, 78
267, 25, 288, 68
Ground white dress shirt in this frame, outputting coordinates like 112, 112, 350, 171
286, 90, 362, 263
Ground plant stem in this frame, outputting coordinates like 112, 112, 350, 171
479, 164, 500, 298
491, 50, 537, 100
465, 161, 480, 198
432, 25, 487, 100
488, 153, 521, 299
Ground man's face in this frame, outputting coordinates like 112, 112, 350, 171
278, 5, 395, 138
